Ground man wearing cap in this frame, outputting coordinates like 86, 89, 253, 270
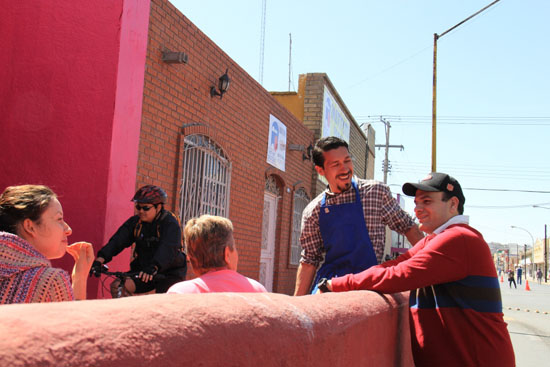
294, 136, 424, 295
317, 172, 515, 366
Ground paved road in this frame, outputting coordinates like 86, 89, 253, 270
501, 278, 550, 366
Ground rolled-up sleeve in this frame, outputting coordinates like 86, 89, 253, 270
380, 185, 415, 234
299, 199, 324, 267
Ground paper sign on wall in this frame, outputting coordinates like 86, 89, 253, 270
321, 85, 350, 142
266, 114, 287, 171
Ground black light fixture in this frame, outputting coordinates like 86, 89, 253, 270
289, 143, 313, 161
162, 51, 188, 64
210, 68, 230, 98
303, 144, 313, 161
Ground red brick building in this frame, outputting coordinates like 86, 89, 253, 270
1, 0, 375, 296
138, 0, 314, 294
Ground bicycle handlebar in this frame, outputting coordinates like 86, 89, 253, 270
100, 269, 140, 279
93, 265, 165, 280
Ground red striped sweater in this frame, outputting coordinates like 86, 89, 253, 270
0, 232, 73, 304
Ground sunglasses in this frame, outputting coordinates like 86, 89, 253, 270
135, 204, 155, 212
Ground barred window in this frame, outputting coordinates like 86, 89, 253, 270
179, 134, 231, 226
290, 188, 310, 265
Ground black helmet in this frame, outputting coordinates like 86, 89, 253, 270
132, 185, 167, 204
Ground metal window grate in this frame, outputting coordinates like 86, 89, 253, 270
290, 188, 310, 265
179, 134, 231, 227
265, 176, 280, 196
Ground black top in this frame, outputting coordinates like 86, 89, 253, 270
98, 209, 186, 276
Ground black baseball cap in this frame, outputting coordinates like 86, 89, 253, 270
402, 172, 465, 205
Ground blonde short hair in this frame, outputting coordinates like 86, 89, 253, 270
184, 215, 234, 273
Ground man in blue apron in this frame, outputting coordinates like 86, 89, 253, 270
294, 137, 423, 295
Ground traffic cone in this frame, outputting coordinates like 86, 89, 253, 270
500, 275, 504, 283
525, 280, 531, 291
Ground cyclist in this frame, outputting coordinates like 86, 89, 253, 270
91, 185, 187, 297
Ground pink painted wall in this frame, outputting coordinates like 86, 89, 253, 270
0, 0, 151, 298
101, 1, 152, 297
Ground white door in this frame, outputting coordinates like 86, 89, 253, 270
260, 192, 277, 291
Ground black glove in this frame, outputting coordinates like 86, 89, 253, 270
90, 260, 105, 277
142, 264, 158, 277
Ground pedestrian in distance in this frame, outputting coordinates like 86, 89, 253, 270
516, 265, 522, 285
537, 268, 543, 284
316, 172, 515, 367
508, 270, 516, 289
294, 136, 424, 295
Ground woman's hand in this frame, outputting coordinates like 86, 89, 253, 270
66, 242, 94, 300
67, 242, 95, 277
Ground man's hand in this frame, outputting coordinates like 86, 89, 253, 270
315, 277, 333, 294
89, 260, 105, 277
89, 256, 105, 277
317, 279, 333, 294
139, 264, 158, 283
405, 225, 424, 246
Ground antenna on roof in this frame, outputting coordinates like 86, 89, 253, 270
288, 33, 292, 92
259, 0, 267, 85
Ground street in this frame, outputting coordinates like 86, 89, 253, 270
501, 277, 550, 366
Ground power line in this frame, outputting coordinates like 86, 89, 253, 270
344, 1, 503, 91
345, 45, 432, 89
388, 184, 550, 195
464, 188, 550, 194
389, 162, 550, 175
389, 166, 550, 179
357, 115, 550, 126
369, 115, 550, 119
465, 202, 550, 209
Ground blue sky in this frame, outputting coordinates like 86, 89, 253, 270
171, 0, 550, 246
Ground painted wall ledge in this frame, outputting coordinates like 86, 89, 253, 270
0, 290, 413, 367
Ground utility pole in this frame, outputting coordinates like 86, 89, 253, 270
374, 116, 404, 183
523, 244, 527, 274
431, 0, 500, 171
545, 224, 548, 283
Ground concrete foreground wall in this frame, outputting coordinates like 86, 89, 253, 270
0, 291, 413, 367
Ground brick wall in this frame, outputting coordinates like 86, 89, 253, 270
139, 0, 313, 294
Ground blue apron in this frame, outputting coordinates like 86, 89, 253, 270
311, 179, 378, 293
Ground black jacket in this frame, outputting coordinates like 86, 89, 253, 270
98, 209, 186, 277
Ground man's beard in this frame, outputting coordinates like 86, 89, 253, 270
336, 179, 352, 192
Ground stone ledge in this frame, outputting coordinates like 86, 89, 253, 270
0, 291, 413, 367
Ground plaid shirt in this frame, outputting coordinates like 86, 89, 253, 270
299, 178, 415, 267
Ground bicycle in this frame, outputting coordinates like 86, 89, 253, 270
92, 264, 165, 298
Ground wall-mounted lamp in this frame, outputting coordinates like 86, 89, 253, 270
162, 51, 188, 64
210, 69, 230, 98
289, 144, 313, 161
303, 144, 313, 161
